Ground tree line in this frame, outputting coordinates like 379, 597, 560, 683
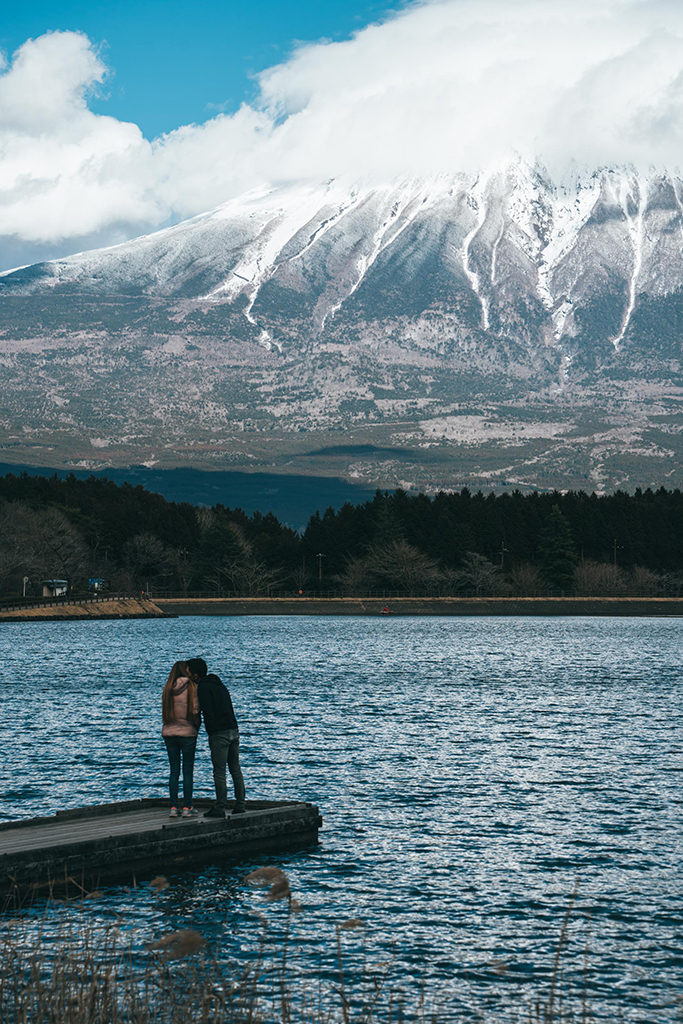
2, 472, 683, 598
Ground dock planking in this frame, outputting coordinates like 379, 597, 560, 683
0, 798, 322, 893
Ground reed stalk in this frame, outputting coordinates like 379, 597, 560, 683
0, 876, 599, 1024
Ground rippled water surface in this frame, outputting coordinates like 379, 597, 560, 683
1, 615, 682, 1021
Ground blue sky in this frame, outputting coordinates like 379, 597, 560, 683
2, 0, 682, 270
0, 0, 407, 139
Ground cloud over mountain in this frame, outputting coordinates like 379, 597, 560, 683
3, 0, 683, 267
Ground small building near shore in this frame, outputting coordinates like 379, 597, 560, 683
41, 579, 68, 598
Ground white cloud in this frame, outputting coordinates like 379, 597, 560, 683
3, 1, 683, 266
0, 32, 154, 247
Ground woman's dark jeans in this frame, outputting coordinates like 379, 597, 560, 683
164, 735, 197, 807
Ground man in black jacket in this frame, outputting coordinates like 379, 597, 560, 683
187, 658, 246, 818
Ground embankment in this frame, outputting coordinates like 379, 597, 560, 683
0, 597, 169, 621
154, 596, 683, 616
5, 596, 683, 620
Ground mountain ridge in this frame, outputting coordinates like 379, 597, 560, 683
1, 159, 683, 493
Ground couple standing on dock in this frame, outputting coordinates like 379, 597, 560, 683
161, 659, 246, 819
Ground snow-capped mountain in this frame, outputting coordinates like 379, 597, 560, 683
1, 160, 683, 493
5, 161, 683, 352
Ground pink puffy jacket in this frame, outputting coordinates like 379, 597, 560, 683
162, 677, 200, 737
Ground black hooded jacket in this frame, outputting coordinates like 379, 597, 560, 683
197, 674, 239, 736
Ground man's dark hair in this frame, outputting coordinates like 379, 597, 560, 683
187, 658, 208, 679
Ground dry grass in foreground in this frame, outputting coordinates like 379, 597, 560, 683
0, 872, 596, 1023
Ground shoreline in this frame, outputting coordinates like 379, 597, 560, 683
3, 596, 683, 620
0, 597, 170, 622
139, 596, 683, 617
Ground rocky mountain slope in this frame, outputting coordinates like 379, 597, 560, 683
1, 159, 683, 493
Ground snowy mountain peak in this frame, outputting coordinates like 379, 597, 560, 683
2, 162, 683, 493
3, 164, 683, 368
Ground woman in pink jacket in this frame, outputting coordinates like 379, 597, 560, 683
161, 661, 200, 818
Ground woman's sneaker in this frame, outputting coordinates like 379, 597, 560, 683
169, 806, 179, 818
182, 807, 198, 817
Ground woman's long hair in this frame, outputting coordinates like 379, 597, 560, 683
162, 661, 196, 724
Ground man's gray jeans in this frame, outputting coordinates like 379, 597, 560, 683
208, 729, 246, 810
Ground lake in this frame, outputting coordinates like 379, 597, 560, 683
1, 615, 681, 1021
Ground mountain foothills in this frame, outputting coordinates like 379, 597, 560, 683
2, 159, 683, 492
3, 472, 683, 598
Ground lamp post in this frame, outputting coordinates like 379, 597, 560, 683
316, 553, 326, 581
22, 576, 29, 597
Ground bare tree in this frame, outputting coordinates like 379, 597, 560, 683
365, 540, 442, 591
30, 507, 90, 585
0, 502, 90, 593
659, 571, 683, 597
119, 533, 178, 591
214, 557, 285, 595
446, 552, 511, 596
290, 562, 312, 593
0, 503, 28, 593
205, 522, 284, 596
337, 540, 441, 594
336, 555, 375, 595
509, 562, 548, 595
573, 560, 628, 595
630, 565, 663, 596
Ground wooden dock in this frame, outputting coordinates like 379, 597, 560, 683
0, 798, 322, 893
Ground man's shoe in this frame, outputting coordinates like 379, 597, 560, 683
182, 807, 198, 817
169, 807, 179, 818
232, 804, 246, 815
203, 807, 226, 819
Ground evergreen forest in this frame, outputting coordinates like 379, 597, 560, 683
2, 471, 683, 598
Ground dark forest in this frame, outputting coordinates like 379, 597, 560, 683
2, 471, 683, 597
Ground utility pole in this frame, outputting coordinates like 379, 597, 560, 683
179, 548, 188, 596
316, 553, 326, 581
613, 538, 620, 567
